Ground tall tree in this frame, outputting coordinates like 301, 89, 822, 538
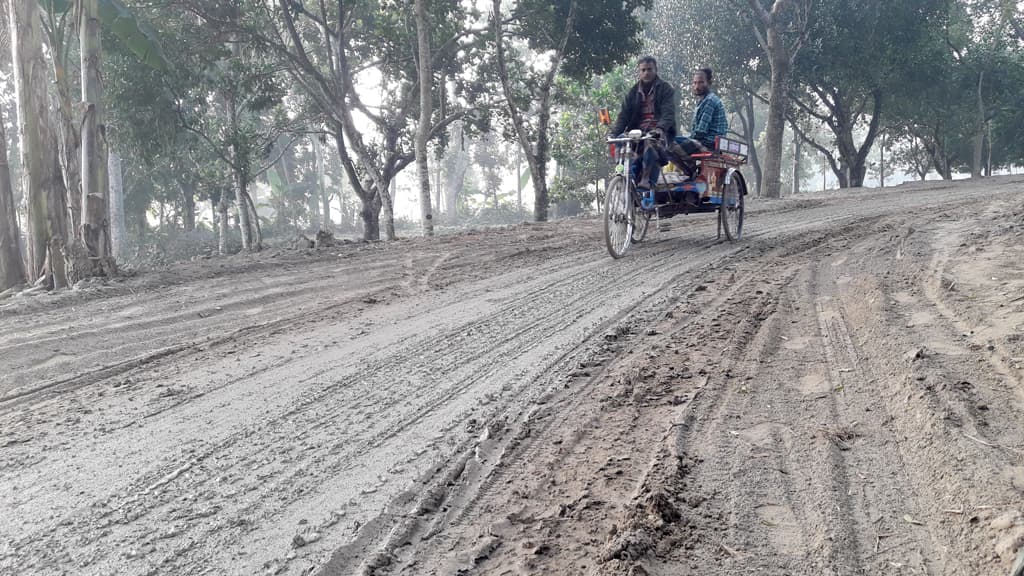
0, 107, 22, 291
0, 2, 25, 291
492, 0, 650, 221
414, 0, 434, 236
786, 0, 945, 188
163, 3, 294, 253
264, 0, 470, 240
9, 0, 69, 288
491, 0, 574, 223
743, 0, 811, 198
79, 0, 116, 275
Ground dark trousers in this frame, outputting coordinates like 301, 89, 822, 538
623, 135, 667, 190
667, 138, 704, 178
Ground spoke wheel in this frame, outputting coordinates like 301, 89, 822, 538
632, 206, 651, 243
720, 172, 745, 241
604, 175, 634, 258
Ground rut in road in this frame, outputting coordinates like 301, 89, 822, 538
0, 212, 746, 575
370, 181, 1024, 576
1, 177, 1022, 576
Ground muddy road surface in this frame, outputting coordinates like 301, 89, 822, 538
2, 176, 1024, 576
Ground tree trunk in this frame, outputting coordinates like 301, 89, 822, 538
313, 135, 330, 230
791, 126, 802, 196
414, 0, 435, 236
338, 168, 350, 229
242, 189, 262, 249
308, 186, 320, 229
10, 0, 69, 287
329, 131, 371, 238
786, 118, 802, 194
738, 92, 763, 197
234, 170, 254, 250
985, 122, 993, 177
275, 145, 292, 230
217, 194, 229, 255
971, 70, 984, 178
0, 105, 25, 291
224, 34, 252, 252
445, 122, 467, 222
359, 190, 382, 241
824, 90, 882, 189
180, 179, 196, 233
433, 154, 443, 217
879, 131, 885, 188
515, 145, 524, 213
79, 0, 114, 277
762, 48, 789, 198
46, 28, 82, 240
108, 152, 127, 261
383, 178, 396, 239
748, 0, 808, 198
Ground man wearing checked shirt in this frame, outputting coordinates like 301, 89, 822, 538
669, 67, 729, 179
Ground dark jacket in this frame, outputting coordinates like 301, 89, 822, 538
610, 76, 677, 141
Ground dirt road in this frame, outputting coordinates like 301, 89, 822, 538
2, 176, 1023, 576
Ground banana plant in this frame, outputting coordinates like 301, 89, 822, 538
39, 0, 170, 71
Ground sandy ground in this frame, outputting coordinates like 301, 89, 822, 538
2, 176, 1023, 576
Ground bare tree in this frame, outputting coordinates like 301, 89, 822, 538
267, 1, 466, 240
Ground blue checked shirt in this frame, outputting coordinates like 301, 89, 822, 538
691, 92, 728, 148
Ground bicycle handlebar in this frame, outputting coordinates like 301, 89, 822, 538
606, 134, 657, 144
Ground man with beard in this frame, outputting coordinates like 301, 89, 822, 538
608, 56, 677, 196
669, 68, 729, 179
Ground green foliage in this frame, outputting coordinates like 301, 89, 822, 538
40, 0, 170, 71
647, 0, 764, 91
511, 0, 652, 83
549, 66, 632, 203
885, 0, 1024, 175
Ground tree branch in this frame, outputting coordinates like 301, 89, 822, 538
788, 114, 840, 175
789, 91, 831, 123
747, 0, 771, 25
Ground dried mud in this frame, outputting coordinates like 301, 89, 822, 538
2, 176, 1023, 576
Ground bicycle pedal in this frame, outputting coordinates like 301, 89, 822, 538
657, 221, 671, 232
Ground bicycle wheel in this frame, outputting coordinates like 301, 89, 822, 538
632, 205, 651, 243
720, 172, 745, 241
604, 175, 634, 258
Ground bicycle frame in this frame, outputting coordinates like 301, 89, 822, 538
606, 130, 654, 206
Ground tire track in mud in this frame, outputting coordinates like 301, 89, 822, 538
0, 225, 747, 576
634, 209, 1024, 575
0, 227, 599, 402
358, 220, 897, 576
353, 242, 774, 576
377, 183, 1024, 576
605, 248, 858, 575
0, 251, 466, 396
831, 218, 1024, 572
3, 178, 1023, 576
166, 236, 748, 575
810, 232, 1007, 574
0, 231, 606, 410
